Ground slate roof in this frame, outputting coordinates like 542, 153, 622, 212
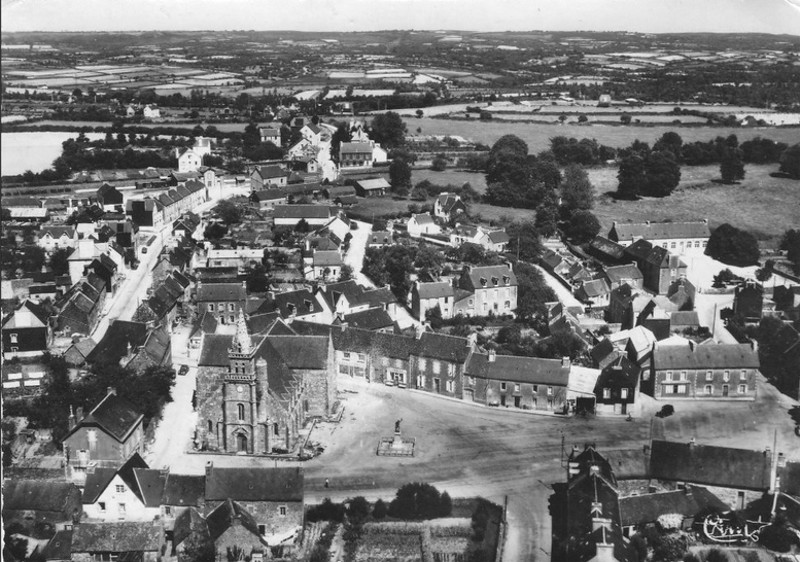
205, 466, 304, 502
781, 462, 800, 497
369, 231, 392, 245
416, 332, 473, 363
669, 311, 700, 327
623, 239, 653, 262
410, 213, 435, 225
577, 279, 611, 299
589, 236, 627, 261
272, 205, 334, 220
487, 230, 510, 244
69, 393, 144, 443
653, 343, 759, 370
206, 499, 263, 542
340, 142, 374, 154
82, 453, 148, 504
436, 193, 463, 213
163, 474, 206, 507
605, 265, 644, 285
611, 220, 710, 241
340, 308, 394, 331
247, 311, 283, 335
199, 334, 235, 367
2, 299, 51, 329
133, 468, 167, 507
460, 265, 517, 291
196, 283, 246, 303
41, 529, 73, 561
260, 335, 329, 370
356, 178, 391, 190
2, 479, 80, 513
313, 250, 344, 267
172, 507, 209, 547
466, 353, 570, 385
252, 189, 287, 202
618, 486, 730, 527
71, 522, 163, 552
649, 440, 773, 491
86, 320, 148, 364
39, 226, 77, 239
416, 281, 454, 300
273, 289, 324, 319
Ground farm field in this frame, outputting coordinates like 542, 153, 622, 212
350, 164, 798, 246
410, 118, 800, 154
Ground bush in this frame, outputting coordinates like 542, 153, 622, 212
706, 549, 730, 562
388, 482, 450, 520
307, 498, 345, 522
347, 496, 371, 523
759, 521, 800, 552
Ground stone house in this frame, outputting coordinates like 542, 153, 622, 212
204, 464, 304, 544
733, 281, 766, 323
195, 282, 247, 325
603, 264, 644, 291
56, 273, 107, 336
160, 473, 206, 536
1, 299, 54, 359
339, 141, 375, 169
624, 240, 688, 295
434, 192, 467, 223
608, 220, 710, 256
2, 480, 82, 534
457, 264, 518, 317
251, 165, 288, 190
465, 351, 570, 411
62, 388, 144, 485
645, 341, 759, 401
407, 213, 441, 238
354, 177, 390, 197
593, 355, 641, 416
178, 148, 203, 173
574, 278, 611, 309
411, 281, 456, 320
272, 204, 336, 227
648, 439, 777, 510
81, 453, 164, 522
410, 332, 473, 397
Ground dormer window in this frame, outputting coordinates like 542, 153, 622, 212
492, 277, 498, 285
287, 303, 296, 315
480, 277, 487, 286
503, 276, 510, 285
305, 300, 313, 311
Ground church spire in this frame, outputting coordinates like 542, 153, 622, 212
232, 309, 251, 355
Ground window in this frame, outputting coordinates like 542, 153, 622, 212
705, 385, 713, 395
259, 524, 266, 535
740, 370, 746, 380
705, 370, 713, 382
228, 303, 235, 312
432, 360, 441, 374
665, 371, 673, 382
603, 388, 611, 399
208, 304, 215, 312
738, 384, 747, 394
358, 354, 366, 362
680, 371, 687, 380
165, 506, 172, 516
279, 505, 287, 516
208, 420, 213, 432
514, 384, 520, 393
416, 374, 425, 387
229, 315, 235, 324
118, 503, 126, 517
723, 370, 730, 382
670, 242, 676, 249
547, 386, 553, 396
500, 382, 507, 391
505, 301, 510, 309
9, 333, 17, 344
466, 376, 475, 386
98, 502, 106, 513
621, 388, 629, 400
238, 403, 245, 421
532, 385, 538, 393
446, 380, 454, 393
695, 241, 700, 248
418, 358, 427, 371
343, 352, 351, 360
115, 485, 125, 493
678, 385, 687, 394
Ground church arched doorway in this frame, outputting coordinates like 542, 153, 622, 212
237, 433, 248, 453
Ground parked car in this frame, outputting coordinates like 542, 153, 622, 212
178, 364, 189, 376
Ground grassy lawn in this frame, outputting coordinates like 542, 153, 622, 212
412, 168, 487, 192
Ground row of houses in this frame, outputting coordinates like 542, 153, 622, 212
125, 179, 207, 231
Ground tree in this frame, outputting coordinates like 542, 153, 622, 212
416, 109, 424, 118
214, 200, 241, 225
389, 158, 412, 195
388, 482, 447, 520
565, 210, 601, 243
780, 229, 800, 274
720, 146, 745, 183
506, 221, 544, 261
346, 497, 371, 523
616, 153, 646, 199
620, 113, 632, 125
705, 223, 760, 267
370, 112, 406, 149
431, 155, 448, 171
779, 143, 800, 179
179, 531, 215, 562
439, 492, 453, 517
641, 150, 681, 197
535, 191, 560, 237
203, 222, 227, 241
425, 305, 444, 330
560, 164, 594, 214
49, 247, 72, 275
653, 131, 683, 162
372, 499, 388, 520
330, 124, 352, 164
577, 114, 588, 123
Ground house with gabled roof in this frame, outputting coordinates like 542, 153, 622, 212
593, 355, 641, 416
407, 213, 441, 238
457, 263, 518, 317
196, 282, 247, 325
178, 147, 203, 173
161, 473, 206, 534
2, 479, 83, 534
335, 307, 395, 333
434, 192, 467, 223
70, 521, 164, 562
81, 452, 165, 521
55, 273, 107, 335
62, 388, 144, 485
411, 331, 474, 397
465, 350, 571, 411
603, 264, 644, 291
354, 177, 391, 197
204, 464, 304, 545
251, 165, 288, 190
2, 299, 54, 359
270, 287, 333, 324
307, 250, 344, 281
575, 278, 612, 309
609, 219, 710, 256
259, 126, 281, 145
646, 341, 759, 401
37, 225, 78, 252
339, 141, 376, 169
272, 204, 336, 227
411, 280, 456, 320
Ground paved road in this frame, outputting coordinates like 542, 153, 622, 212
344, 219, 421, 331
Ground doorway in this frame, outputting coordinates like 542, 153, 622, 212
237, 434, 248, 453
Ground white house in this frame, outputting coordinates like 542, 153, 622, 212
307, 250, 344, 281
178, 148, 203, 173
37, 226, 78, 252
259, 127, 281, 145
608, 220, 711, 256
407, 214, 441, 238
81, 454, 164, 522
142, 105, 160, 120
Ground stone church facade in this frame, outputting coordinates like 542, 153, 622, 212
195, 312, 336, 454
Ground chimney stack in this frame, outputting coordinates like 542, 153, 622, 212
488, 349, 496, 362
107, 386, 116, 396
68, 405, 76, 431
205, 461, 213, 480
76, 406, 84, 422
561, 356, 571, 368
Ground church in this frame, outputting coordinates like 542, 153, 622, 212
194, 311, 336, 454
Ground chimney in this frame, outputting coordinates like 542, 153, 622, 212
488, 349, 496, 362
561, 356, 571, 368
107, 386, 116, 396
689, 437, 696, 447
688, 340, 696, 351
160, 467, 169, 478
205, 461, 213, 480
645, 220, 650, 227
778, 452, 786, 468
68, 405, 76, 431
750, 339, 758, 353
76, 406, 84, 421
684, 486, 693, 500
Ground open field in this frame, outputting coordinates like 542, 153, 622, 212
412, 118, 800, 154
411, 168, 488, 191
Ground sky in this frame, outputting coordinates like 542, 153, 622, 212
2, 0, 800, 35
